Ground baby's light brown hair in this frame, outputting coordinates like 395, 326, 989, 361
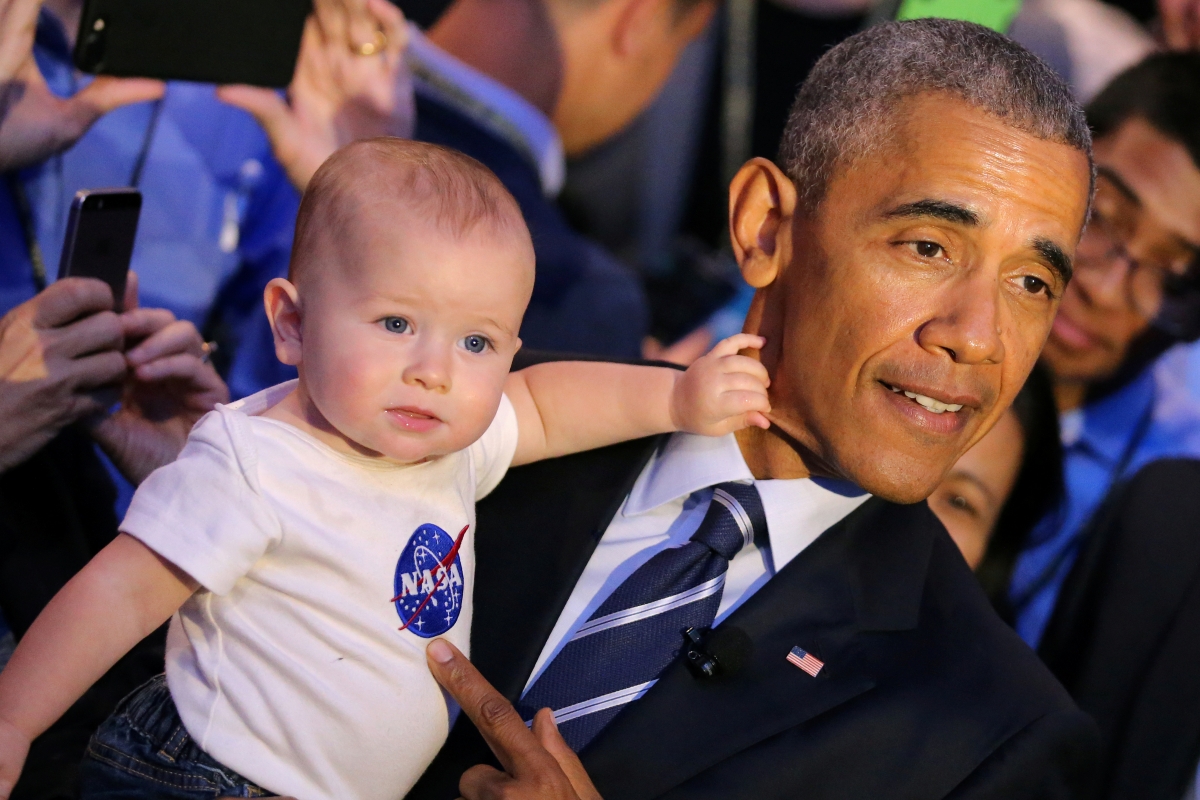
288, 138, 531, 285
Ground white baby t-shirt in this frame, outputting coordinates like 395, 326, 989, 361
121, 380, 519, 800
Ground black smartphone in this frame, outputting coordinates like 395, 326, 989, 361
57, 189, 142, 313
73, 0, 312, 88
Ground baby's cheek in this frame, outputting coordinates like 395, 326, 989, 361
320, 351, 391, 430
443, 378, 509, 450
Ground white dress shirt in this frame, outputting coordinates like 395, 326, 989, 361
406, 26, 566, 197
525, 432, 871, 689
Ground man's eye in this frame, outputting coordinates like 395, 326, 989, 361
1019, 275, 1051, 296
382, 317, 410, 334
911, 241, 945, 259
462, 334, 490, 354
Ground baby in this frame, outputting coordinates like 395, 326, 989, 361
0, 140, 770, 800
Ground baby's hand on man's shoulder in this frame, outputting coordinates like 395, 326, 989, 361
670, 334, 771, 437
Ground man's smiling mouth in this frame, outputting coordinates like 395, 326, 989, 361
881, 382, 964, 414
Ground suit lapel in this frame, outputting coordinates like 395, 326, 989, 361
582, 498, 937, 800
470, 434, 665, 700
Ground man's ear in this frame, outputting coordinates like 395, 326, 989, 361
729, 157, 797, 289
264, 278, 304, 366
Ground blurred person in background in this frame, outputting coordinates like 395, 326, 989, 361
1, 0, 301, 403
0, 3, 379, 796
927, 365, 1063, 615
227, 0, 712, 360
0, 274, 226, 800
1009, 52, 1200, 648
406, 0, 713, 357
1001, 51, 1200, 800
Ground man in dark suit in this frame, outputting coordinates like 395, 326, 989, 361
1040, 459, 1200, 800
406, 19, 1100, 800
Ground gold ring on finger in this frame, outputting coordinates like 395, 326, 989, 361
352, 29, 387, 56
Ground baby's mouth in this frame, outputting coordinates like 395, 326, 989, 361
386, 406, 443, 431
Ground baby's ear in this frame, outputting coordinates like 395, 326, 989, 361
264, 278, 304, 366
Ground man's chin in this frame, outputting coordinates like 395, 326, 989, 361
831, 448, 951, 505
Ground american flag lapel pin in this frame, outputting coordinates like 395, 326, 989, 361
787, 645, 824, 677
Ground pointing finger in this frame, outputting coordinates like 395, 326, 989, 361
426, 639, 551, 779
533, 709, 602, 800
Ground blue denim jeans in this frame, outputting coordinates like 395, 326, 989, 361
79, 674, 276, 799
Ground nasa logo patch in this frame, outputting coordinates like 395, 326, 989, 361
392, 523, 466, 638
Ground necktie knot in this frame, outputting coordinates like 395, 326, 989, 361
691, 482, 764, 560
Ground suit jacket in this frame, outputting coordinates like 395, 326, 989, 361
414, 90, 649, 359
408, 421, 1099, 799
1039, 458, 1200, 800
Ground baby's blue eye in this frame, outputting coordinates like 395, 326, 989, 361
382, 317, 410, 334
462, 334, 489, 354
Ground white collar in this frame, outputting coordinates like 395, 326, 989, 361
407, 25, 566, 197
624, 432, 872, 570
625, 432, 754, 515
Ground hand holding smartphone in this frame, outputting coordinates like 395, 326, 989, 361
73, 0, 312, 88
57, 188, 141, 312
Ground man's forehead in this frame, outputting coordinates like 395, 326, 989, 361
832, 96, 1091, 236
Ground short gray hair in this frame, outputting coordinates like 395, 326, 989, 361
778, 19, 1093, 210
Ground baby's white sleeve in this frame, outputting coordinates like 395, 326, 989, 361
470, 393, 519, 501
120, 410, 281, 595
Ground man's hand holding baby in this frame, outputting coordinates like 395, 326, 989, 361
669, 333, 771, 436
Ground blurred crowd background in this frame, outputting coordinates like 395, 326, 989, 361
3, 0, 1200, 797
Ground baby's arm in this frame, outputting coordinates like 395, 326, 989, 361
506, 333, 771, 466
0, 534, 196, 798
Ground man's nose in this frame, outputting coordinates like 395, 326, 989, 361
402, 341, 452, 393
917, 275, 1006, 366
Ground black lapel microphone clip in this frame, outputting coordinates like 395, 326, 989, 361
683, 625, 752, 680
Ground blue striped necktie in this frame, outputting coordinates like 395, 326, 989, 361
516, 482, 766, 751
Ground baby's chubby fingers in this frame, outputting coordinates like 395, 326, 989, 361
706, 333, 765, 359
671, 334, 774, 436
716, 353, 770, 388
715, 388, 772, 432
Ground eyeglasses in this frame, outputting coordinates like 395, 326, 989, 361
1074, 173, 1199, 321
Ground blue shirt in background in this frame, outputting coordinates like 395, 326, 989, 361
3, 11, 299, 402
1, 12, 301, 517
1010, 341, 1200, 647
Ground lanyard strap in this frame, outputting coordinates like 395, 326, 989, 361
5, 95, 163, 294
7, 174, 46, 292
